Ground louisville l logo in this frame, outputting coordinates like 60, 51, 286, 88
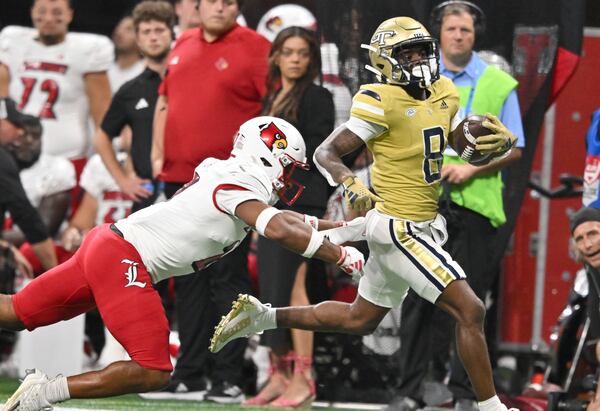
121, 259, 146, 288
260, 122, 288, 151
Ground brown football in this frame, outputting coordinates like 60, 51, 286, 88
452, 115, 494, 165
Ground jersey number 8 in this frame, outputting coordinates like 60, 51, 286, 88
422, 126, 444, 184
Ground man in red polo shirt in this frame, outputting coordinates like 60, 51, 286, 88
149, 0, 270, 402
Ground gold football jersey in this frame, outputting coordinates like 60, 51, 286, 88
350, 76, 459, 221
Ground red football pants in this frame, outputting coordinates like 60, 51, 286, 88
12, 224, 172, 371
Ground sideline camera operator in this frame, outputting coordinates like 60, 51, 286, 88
0, 98, 57, 278
571, 207, 600, 411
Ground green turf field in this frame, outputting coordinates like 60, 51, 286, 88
0, 377, 374, 411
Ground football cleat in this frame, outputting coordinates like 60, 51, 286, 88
209, 294, 274, 354
3, 368, 52, 411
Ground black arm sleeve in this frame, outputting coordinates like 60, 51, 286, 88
100, 86, 129, 138
0, 149, 49, 244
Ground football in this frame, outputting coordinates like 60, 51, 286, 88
451, 115, 494, 165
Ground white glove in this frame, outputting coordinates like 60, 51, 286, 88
322, 217, 367, 244
336, 246, 365, 281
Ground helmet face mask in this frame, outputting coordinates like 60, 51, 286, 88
363, 17, 440, 88
273, 153, 310, 206
231, 116, 309, 206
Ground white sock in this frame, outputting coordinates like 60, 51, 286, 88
478, 395, 503, 411
263, 306, 277, 330
44, 375, 70, 404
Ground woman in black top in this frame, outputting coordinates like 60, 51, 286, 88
248, 27, 334, 408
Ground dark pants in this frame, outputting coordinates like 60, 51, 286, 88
164, 182, 251, 387
395, 204, 497, 401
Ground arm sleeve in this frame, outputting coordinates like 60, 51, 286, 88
100, 88, 129, 137
0, 153, 48, 243
499, 89, 525, 148
36, 157, 76, 196
345, 116, 387, 143
0, 27, 13, 65
215, 186, 266, 216
80, 35, 114, 73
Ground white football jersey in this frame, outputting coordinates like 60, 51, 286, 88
80, 153, 132, 226
115, 157, 273, 283
0, 26, 114, 158
20, 154, 76, 207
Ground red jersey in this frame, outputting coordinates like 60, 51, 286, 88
159, 24, 270, 183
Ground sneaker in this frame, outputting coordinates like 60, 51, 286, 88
210, 294, 274, 354
139, 380, 208, 401
385, 396, 422, 411
205, 381, 244, 404
3, 368, 53, 411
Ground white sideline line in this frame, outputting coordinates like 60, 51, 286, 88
314, 401, 385, 410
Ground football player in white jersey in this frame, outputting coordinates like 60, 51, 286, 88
3, 116, 76, 247
61, 153, 133, 252
0, 116, 365, 410
0, 0, 113, 160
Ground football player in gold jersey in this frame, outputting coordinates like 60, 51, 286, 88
210, 16, 516, 411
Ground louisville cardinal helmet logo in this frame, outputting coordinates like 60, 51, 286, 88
260, 122, 288, 151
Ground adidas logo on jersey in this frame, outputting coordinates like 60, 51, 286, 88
135, 98, 149, 110
440, 100, 449, 110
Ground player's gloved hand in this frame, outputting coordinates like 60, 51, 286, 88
322, 217, 367, 244
336, 246, 365, 281
477, 113, 517, 155
342, 176, 383, 211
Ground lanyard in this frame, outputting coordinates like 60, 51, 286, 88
464, 81, 476, 117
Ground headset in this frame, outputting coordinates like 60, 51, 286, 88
429, 0, 486, 39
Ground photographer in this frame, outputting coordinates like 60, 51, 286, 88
570, 207, 600, 411
0, 98, 57, 276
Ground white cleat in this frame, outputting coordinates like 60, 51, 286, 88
210, 294, 273, 354
3, 369, 52, 411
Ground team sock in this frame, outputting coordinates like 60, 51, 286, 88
478, 395, 502, 411
44, 375, 70, 404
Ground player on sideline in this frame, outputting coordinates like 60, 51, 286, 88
210, 17, 517, 411
1, 116, 365, 411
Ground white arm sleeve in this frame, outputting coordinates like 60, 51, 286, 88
313, 117, 385, 187
345, 116, 387, 142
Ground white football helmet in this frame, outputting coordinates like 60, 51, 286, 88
231, 116, 309, 206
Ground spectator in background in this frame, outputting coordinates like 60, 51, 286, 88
4, 116, 75, 248
244, 26, 334, 409
148, 0, 270, 402
570, 207, 600, 411
387, 3, 525, 411
95, 1, 174, 213
107, 15, 144, 93
255, 4, 353, 128
0, 0, 113, 213
173, 0, 201, 37
0, 98, 57, 276
583, 108, 600, 208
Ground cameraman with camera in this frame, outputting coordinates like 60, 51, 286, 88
0, 98, 57, 279
570, 207, 600, 411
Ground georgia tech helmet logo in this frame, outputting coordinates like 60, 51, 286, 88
371, 30, 395, 46
260, 122, 288, 151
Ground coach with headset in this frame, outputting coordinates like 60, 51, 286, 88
385, 3, 525, 411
